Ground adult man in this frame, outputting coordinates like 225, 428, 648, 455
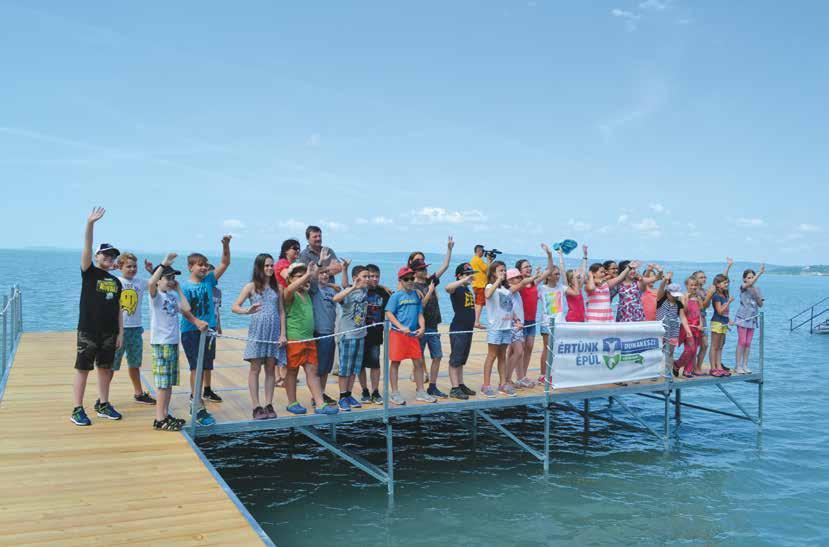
470, 244, 493, 328
299, 225, 343, 275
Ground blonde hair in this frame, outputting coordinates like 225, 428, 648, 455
117, 252, 137, 267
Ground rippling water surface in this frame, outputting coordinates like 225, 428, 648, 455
2, 250, 828, 545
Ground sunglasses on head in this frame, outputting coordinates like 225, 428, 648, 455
290, 246, 300, 251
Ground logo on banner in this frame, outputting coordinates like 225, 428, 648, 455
601, 337, 658, 370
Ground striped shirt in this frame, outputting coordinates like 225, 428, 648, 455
586, 283, 614, 322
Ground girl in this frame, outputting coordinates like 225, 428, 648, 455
513, 244, 554, 389
275, 239, 301, 288
615, 261, 662, 322
641, 265, 660, 321
694, 257, 734, 373
656, 273, 692, 377
232, 254, 287, 420
675, 276, 703, 378
708, 273, 733, 377
584, 261, 633, 322
538, 245, 568, 386
734, 265, 765, 374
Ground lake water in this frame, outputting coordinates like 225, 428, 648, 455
2, 249, 828, 546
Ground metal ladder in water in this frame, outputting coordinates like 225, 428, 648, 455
789, 296, 829, 333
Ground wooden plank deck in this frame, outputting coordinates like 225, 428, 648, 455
0, 331, 267, 546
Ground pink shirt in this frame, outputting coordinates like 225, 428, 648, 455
642, 289, 658, 321
585, 283, 613, 322
274, 258, 291, 288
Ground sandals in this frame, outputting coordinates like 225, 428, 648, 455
682, 371, 695, 378
153, 415, 183, 431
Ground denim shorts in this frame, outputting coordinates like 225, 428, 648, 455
419, 328, 443, 359
362, 341, 381, 370
181, 330, 215, 371
113, 326, 144, 370
522, 320, 537, 338
487, 328, 512, 345
315, 335, 335, 376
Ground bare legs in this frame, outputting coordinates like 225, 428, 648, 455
285, 364, 325, 407
506, 340, 524, 387
247, 358, 277, 409
128, 367, 143, 396
391, 358, 426, 393
539, 333, 549, 379
483, 344, 506, 387
519, 335, 535, 382
155, 388, 171, 421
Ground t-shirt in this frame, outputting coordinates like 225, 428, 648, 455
213, 286, 222, 327
641, 289, 658, 321
286, 291, 314, 341
180, 272, 218, 333
538, 282, 567, 325
309, 279, 336, 334
365, 287, 392, 345
386, 289, 422, 331
711, 293, 730, 324
339, 287, 368, 339
117, 276, 148, 329
414, 281, 441, 329
470, 255, 488, 289
78, 266, 122, 334
274, 258, 291, 288
299, 246, 339, 269
485, 284, 517, 332
450, 285, 475, 331
150, 289, 181, 345
519, 284, 539, 322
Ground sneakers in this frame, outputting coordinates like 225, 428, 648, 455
449, 387, 469, 400
499, 384, 518, 397
481, 385, 497, 398
134, 391, 157, 405
518, 377, 535, 389
192, 408, 216, 426
253, 406, 269, 420
314, 403, 339, 415
415, 390, 438, 403
167, 414, 186, 427
427, 385, 448, 398
265, 404, 277, 419
322, 393, 336, 405
370, 391, 384, 405
96, 401, 123, 420
390, 391, 406, 405
537, 376, 547, 385
153, 416, 183, 431
459, 384, 476, 397
345, 395, 362, 409
70, 406, 91, 426
94, 398, 103, 413
360, 389, 371, 404
286, 401, 307, 415
338, 398, 352, 412
203, 387, 223, 403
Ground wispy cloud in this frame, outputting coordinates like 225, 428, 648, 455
730, 217, 765, 228
568, 218, 592, 232
798, 223, 821, 232
320, 220, 348, 232
618, 214, 630, 224
598, 78, 669, 139
372, 216, 394, 225
632, 217, 661, 237
279, 219, 306, 233
222, 219, 245, 230
611, 8, 641, 32
639, 0, 670, 10
648, 203, 667, 214
411, 207, 486, 225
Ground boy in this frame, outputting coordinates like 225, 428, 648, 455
332, 264, 369, 411
180, 236, 231, 425
308, 266, 339, 405
113, 252, 156, 405
385, 266, 435, 405
283, 263, 339, 415
445, 263, 478, 399
359, 264, 391, 405
147, 253, 194, 431
410, 258, 444, 398
207, 263, 223, 335
71, 207, 124, 426
470, 245, 493, 329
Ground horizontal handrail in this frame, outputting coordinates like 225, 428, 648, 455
789, 296, 829, 322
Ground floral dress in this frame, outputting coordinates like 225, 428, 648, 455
243, 286, 286, 364
616, 282, 645, 322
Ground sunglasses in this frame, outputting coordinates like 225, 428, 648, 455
401, 276, 415, 282
290, 246, 300, 251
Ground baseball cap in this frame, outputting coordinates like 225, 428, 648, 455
409, 258, 430, 271
506, 268, 522, 280
667, 283, 683, 297
159, 264, 182, 277
397, 266, 415, 279
95, 243, 120, 257
286, 262, 308, 277
455, 262, 475, 276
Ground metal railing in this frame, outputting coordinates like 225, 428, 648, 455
1, 284, 23, 380
789, 296, 829, 332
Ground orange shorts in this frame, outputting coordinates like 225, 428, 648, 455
286, 340, 318, 368
389, 330, 423, 362
473, 287, 486, 306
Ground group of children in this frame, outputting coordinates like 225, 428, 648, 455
71, 207, 766, 429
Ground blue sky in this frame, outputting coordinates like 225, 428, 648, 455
0, 1, 826, 265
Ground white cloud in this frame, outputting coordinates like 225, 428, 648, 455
568, 218, 592, 232
411, 207, 486, 224
648, 203, 665, 214
632, 217, 659, 232
597, 225, 614, 234
731, 217, 765, 228
618, 214, 629, 224
355, 217, 369, 225
372, 216, 394, 225
639, 0, 669, 10
320, 220, 348, 232
222, 219, 245, 230
598, 78, 668, 138
798, 223, 821, 232
279, 218, 306, 233
611, 8, 641, 31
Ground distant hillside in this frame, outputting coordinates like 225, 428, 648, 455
771, 265, 829, 276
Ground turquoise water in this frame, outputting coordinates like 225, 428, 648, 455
2, 249, 828, 545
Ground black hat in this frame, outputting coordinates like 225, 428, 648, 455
455, 263, 475, 276
410, 258, 430, 271
95, 243, 120, 257
158, 264, 182, 277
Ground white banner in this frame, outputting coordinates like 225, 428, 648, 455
550, 321, 665, 389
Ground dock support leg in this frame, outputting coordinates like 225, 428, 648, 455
385, 421, 394, 496
583, 399, 590, 432
330, 423, 337, 442
758, 381, 764, 426
189, 331, 207, 438
543, 403, 551, 474
663, 390, 670, 448
674, 388, 682, 423
471, 410, 478, 446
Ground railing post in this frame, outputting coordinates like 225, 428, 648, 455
382, 320, 394, 495
758, 312, 764, 425
544, 317, 555, 473
9, 288, 16, 345
189, 330, 208, 437
2, 295, 7, 374
17, 286, 23, 334
810, 306, 814, 334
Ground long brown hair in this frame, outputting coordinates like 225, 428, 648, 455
487, 260, 507, 288
252, 253, 278, 293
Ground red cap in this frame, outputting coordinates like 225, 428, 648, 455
397, 266, 415, 279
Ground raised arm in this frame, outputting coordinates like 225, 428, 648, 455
656, 272, 672, 301
639, 264, 663, 290
585, 270, 597, 293
580, 245, 588, 277
485, 272, 504, 299
284, 264, 316, 302
214, 235, 232, 280
743, 264, 765, 289
433, 236, 454, 279
445, 275, 474, 294
723, 257, 734, 278
340, 257, 352, 289
332, 274, 365, 303
607, 261, 637, 289
147, 252, 177, 298
81, 207, 105, 271
541, 243, 554, 276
